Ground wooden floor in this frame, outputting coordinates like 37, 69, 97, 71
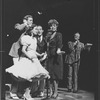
5, 88, 94, 100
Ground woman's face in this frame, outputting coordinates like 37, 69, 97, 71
50, 24, 57, 31
31, 26, 38, 35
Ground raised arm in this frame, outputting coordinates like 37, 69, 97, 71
15, 23, 26, 30
84, 43, 93, 51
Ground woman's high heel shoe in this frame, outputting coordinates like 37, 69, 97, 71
10, 92, 19, 99
23, 88, 34, 100
23, 94, 34, 100
51, 93, 58, 99
23, 94, 35, 100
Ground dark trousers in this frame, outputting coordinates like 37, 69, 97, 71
38, 79, 45, 92
17, 81, 30, 96
11, 79, 18, 94
30, 61, 46, 96
30, 81, 38, 96
30, 79, 45, 96
11, 74, 30, 97
67, 61, 80, 91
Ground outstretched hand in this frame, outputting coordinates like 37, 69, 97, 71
85, 43, 93, 51
57, 51, 65, 55
40, 53, 45, 56
40, 52, 47, 61
14, 23, 26, 30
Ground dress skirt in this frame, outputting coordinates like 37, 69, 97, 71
6, 56, 49, 82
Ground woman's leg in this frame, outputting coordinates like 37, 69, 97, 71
23, 88, 32, 99
49, 80, 53, 97
51, 80, 58, 98
46, 79, 53, 97
30, 81, 38, 97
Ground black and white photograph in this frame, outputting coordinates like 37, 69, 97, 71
0, 0, 99, 100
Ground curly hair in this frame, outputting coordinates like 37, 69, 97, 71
48, 19, 59, 26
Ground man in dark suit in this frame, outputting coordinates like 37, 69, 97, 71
37, 26, 47, 97
30, 25, 47, 97
65, 32, 92, 93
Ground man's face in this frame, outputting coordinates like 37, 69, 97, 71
27, 17, 33, 26
74, 33, 80, 41
37, 26, 44, 36
50, 24, 57, 31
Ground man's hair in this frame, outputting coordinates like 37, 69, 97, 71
75, 32, 80, 36
74, 32, 80, 38
23, 15, 33, 20
37, 25, 42, 29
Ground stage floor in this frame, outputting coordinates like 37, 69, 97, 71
5, 87, 94, 100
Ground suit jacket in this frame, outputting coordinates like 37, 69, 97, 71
9, 33, 25, 58
65, 41, 84, 64
36, 35, 47, 54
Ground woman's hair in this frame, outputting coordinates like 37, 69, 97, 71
24, 31, 31, 36
24, 25, 37, 36
23, 15, 33, 21
48, 19, 59, 27
24, 29, 32, 36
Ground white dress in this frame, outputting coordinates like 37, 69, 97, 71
6, 35, 49, 82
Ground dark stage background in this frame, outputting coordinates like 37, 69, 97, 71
2, 0, 98, 98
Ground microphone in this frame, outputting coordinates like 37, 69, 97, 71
74, 40, 79, 48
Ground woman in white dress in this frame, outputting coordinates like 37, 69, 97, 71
6, 26, 50, 100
